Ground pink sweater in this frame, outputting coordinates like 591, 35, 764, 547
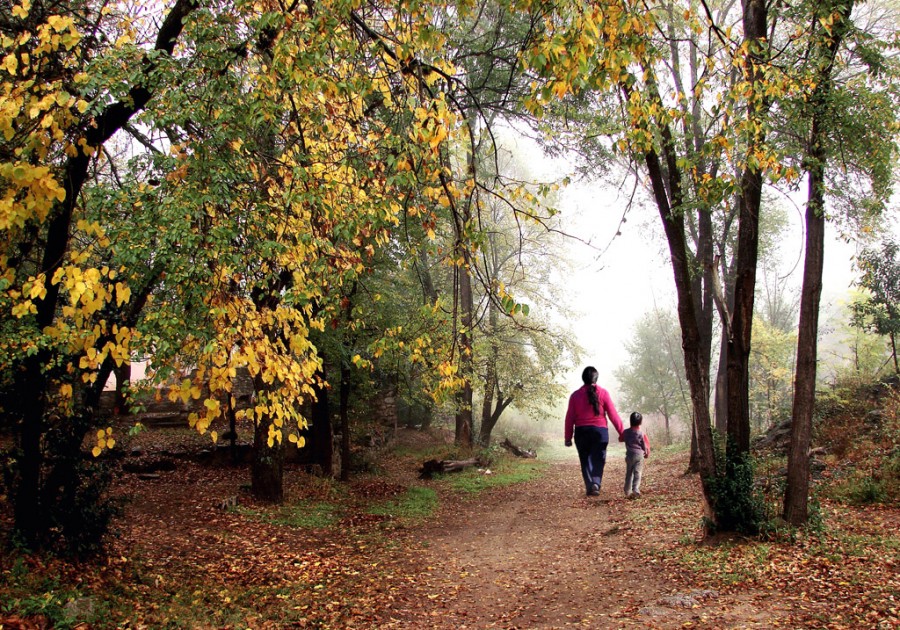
564, 384, 625, 442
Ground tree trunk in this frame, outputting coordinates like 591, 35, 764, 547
724, 0, 769, 459
479, 299, 501, 446
784, 170, 824, 525
642, 141, 717, 498
479, 363, 496, 446
714, 339, 728, 435
724, 179, 759, 457
688, 416, 700, 473
226, 394, 239, 466
784, 0, 852, 525
251, 378, 284, 503
311, 368, 334, 476
340, 288, 356, 481
12, 356, 46, 545
340, 356, 351, 482
252, 416, 284, 503
114, 362, 131, 415
455, 247, 474, 448
891, 333, 899, 374
480, 394, 513, 447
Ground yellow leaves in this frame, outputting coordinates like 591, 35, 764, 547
428, 124, 447, 149
288, 433, 306, 448
26, 276, 47, 300
45, 15, 72, 31
11, 0, 30, 19
266, 422, 283, 448
92, 427, 115, 457
204, 397, 221, 415
115, 282, 131, 306
552, 81, 569, 99
0, 162, 65, 229
11, 300, 36, 318
2, 53, 17, 75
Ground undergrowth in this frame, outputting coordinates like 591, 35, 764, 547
444, 457, 547, 493
368, 486, 438, 520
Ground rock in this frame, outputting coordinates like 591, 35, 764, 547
753, 419, 792, 451
63, 596, 95, 623
653, 589, 718, 609
638, 605, 670, 617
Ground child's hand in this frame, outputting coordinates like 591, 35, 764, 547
565, 440, 572, 447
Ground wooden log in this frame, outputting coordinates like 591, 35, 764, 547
500, 438, 536, 458
419, 457, 482, 479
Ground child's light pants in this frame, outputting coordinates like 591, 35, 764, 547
624, 450, 645, 496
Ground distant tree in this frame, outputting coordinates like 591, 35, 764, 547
850, 239, 900, 374
748, 317, 796, 433
819, 293, 893, 385
614, 309, 691, 446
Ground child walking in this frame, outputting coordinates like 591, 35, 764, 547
621, 411, 650, 498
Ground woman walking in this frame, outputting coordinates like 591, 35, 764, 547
564, 366, 625, 496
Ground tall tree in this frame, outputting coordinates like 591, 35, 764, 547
1, 0, 199, 548
520, 0, 807, 530
784, 0, 899, 525
0, 0, 515, 544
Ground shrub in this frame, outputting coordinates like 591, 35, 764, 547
705, 436, 765, 535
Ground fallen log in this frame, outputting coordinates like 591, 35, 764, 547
419, 457, 483, 479
500, 438, 536, 458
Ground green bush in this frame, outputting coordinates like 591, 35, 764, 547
706, 437, 765, 535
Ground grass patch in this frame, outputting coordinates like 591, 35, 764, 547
833, 474, 889, 505
234, 499, 343, 529
0, 556, 112, 629
652, 441, 691, 457
368, 486, 438, 521
673, 542, 763, 586
445, 458, 547, 493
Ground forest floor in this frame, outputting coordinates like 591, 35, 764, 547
1, 426, 898, 629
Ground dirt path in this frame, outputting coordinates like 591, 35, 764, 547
375, 454, 665, 628
372, 450, 784, 629
103, 434, 889, 629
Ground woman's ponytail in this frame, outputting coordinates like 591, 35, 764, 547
581, 366, 600, 415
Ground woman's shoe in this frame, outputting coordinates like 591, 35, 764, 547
588, 483, 600, 496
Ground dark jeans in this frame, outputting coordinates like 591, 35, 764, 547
574, 425, 609, 493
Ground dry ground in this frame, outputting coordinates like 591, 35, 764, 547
1, 427, 898, 629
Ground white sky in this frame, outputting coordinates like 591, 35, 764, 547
551, 175, 870, 397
